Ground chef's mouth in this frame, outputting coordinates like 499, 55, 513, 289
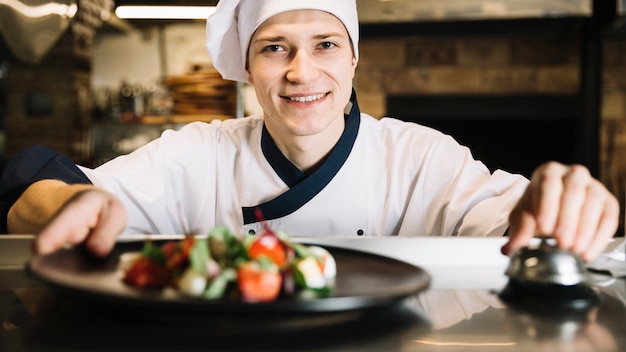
282, 92, 329, 103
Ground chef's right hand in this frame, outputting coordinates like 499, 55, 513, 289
502, 162, 619, 262
34, 189, 127, 257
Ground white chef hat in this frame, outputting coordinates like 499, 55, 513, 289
206, 0, 359, 83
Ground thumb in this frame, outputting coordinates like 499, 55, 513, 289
501, 205, 538, 256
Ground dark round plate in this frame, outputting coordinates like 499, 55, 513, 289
26, 241, 430, 317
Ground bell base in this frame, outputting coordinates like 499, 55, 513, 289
498, 279, 601, 313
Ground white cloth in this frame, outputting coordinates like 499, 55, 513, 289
206, 0, 359, 82
78, 115, 529, 238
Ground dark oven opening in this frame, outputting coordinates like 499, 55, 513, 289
387, 94, 585, 178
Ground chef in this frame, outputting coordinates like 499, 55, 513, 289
0, 0, 619, 262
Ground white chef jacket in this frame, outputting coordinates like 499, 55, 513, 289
78, 100, 529, 239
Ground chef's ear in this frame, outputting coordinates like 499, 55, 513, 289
246, 67, 253, 84
245, 50, 254, 84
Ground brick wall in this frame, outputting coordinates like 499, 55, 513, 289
355, 37, 581, 116
3, 0, 112, 166
602, 39, 626, 224
5, 29, 94, 165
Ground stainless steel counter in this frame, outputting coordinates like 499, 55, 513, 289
1, 235, 625, 351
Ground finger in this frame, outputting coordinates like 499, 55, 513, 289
553, 165, 591, 250
34, 201, 94, 255
530, 162, 566, 236
502, 200, 537, 256
85, 197, 128, 257
580, 196, 620, 262
570, 181, 605, 256
34, 191, 123, 256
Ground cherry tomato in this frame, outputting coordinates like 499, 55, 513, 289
237, 261, 282, 303
123, 257, 171, 288
248, 234, 287, 267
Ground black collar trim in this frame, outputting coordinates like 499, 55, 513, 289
242, 90, 360, 224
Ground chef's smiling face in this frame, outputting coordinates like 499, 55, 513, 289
246, 9, 357, 142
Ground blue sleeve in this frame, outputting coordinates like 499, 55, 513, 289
0, 145, 92, 233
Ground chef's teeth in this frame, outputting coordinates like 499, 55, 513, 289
289, 94, 325, 103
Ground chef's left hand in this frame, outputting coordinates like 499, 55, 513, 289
501, 161, 620, 262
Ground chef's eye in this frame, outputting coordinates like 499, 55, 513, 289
319, 41, 336, 49
262, 44, 283, 53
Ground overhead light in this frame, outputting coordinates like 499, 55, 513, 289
3, 0, 78, 19
115, 5, 215, 20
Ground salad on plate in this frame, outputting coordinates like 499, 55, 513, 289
122, 222, 336, 303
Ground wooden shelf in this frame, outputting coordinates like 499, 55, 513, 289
123, 114, 233, 125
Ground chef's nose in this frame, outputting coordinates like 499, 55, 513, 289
286, 49, 320, 83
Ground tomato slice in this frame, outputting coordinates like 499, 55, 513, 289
123, 257, 171, 288
248, 234, 287, 267
237, 261, 282, 303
